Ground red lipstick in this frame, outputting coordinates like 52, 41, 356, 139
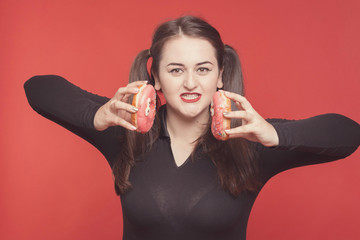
180, 92, 202, 103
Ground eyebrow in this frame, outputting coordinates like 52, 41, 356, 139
166, 61, 214, 67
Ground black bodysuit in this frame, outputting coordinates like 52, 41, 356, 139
24, 75, 360, 240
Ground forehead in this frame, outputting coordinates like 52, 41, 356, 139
160, 36, 217, 65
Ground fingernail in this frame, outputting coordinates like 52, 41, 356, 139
224, 129, 230, 133
130, 125, 137, 131
223, 112, 229, 116
131, 106, 138, 112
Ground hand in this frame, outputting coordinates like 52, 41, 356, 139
222, 90, 279, 147
93, 81, 147, 131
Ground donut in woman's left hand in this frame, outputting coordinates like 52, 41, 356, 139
210, 91, 231, 141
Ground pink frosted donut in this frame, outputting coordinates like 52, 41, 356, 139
131, 84, 156, 133
210, 91, 231, 141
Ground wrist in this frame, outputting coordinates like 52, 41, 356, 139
93, 106, 106, 131
263, 124, 279, 147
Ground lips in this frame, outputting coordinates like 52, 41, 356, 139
180, 92, 202, 103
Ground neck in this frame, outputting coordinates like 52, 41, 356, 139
165, 107, 209, 144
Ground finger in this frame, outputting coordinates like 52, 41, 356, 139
225, 124, 249, 135
110, 100, 138, 113
112, 116, 137, 131
121, 80, 153, 103
127, 80, 149, 88
114, 86, 138, 101
224, 126, 248, 139
234, 101, 244, 111
223, 110, 252, 122
222, 90, 254, 112
114, 81, 148, 100
224, 123, 257, 140
119, 91, 134, 103
120, 81, 148, 102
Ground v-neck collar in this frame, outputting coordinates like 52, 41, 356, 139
158, 105, 193, 168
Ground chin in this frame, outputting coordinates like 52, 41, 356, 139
180, 105, 209, 120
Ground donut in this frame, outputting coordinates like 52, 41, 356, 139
131, 84, 156, 133
210, 91, 231, 141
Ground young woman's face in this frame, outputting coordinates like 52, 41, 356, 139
154, 36, 223, 121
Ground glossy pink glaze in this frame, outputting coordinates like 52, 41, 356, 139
211, 91, 231, 141
133, 85, 156, 133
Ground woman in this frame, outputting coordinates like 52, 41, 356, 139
24, 16, 359, 240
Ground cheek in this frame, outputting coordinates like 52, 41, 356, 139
202, 75, 221, 91
202, 78, 220, 103
158, 74, 182, 93
156, 79, 177, 99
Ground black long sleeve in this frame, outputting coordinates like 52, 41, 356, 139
260, 115, 360, 182
24, 75, 121, 166
24, 75, 360, 240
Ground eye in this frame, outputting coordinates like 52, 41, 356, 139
198, 67, 209, 72
169, 68, 183, 76
197, 67, 211, 75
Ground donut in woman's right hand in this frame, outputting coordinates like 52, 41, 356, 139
131, 84, 156, 133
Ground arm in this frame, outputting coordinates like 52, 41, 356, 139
270, 114, 360, 157
24, 75, 109, 129
221, 90, 360, 182
24, 75, 121, 165
258, 114, 360, 181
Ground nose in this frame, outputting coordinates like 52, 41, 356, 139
183, 72, 198, 90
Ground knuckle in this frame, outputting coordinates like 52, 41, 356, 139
109, 99, 115, 105
114, 100, 126, 110
117, 101, 124, 109
109, 99, 117, 108
117, 86, 125, 93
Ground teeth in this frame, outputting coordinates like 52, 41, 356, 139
182, 94, 199, 99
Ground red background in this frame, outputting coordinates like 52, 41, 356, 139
1, 0, 359, 239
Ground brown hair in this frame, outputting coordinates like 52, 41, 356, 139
113, 15, 260, 196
